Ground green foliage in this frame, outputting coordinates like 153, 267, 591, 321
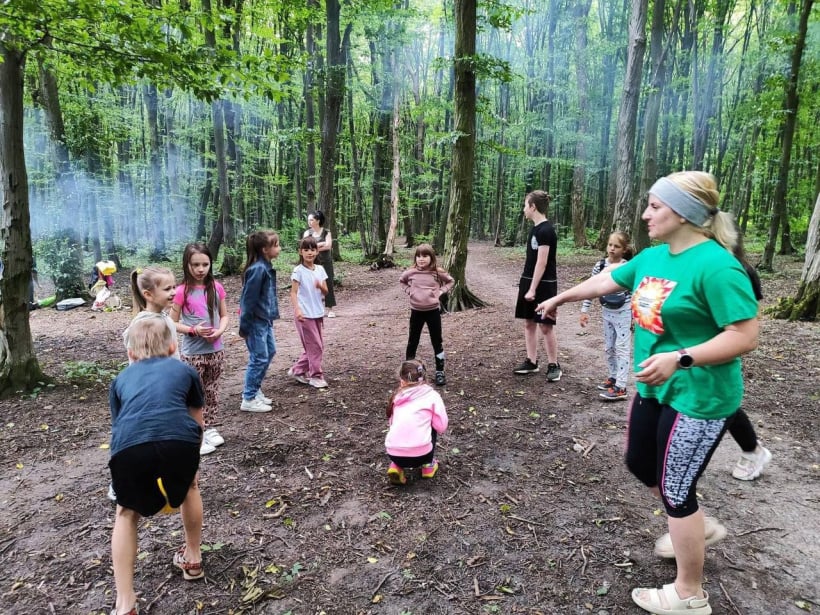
35, 231, 86, 300
63, 360, 124, 386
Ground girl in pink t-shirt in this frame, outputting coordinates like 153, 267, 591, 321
384, 360, 449, 485
170, 243, 229, 455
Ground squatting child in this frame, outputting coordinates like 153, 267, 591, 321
108, 316, 206, 615
385, 360, 449, 485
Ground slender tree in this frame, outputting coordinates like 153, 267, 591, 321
442, 0, 485, 310
611, 0, 647, 237
761, 0, 814, 270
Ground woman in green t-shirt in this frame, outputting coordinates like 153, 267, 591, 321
536, 171, 758, 615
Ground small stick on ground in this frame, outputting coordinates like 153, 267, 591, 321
735, 526, 783, 537
370, 571, 395, 602
508, 514, 547, 527
144, 573, 173, 612
719, 581, 743, 615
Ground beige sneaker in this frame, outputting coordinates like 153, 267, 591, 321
654, 516, 727, 558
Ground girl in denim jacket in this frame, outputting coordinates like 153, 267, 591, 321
238, 231, 281, 412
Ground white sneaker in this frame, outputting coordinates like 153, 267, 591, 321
240, 398, 272, 413
732, 445, 772, 481
654, 516, 727, 558
326, 310, 336, 318
200, 440, 217, 455
204, 428, 224, 447
255, 391, 272, 405
309, 377, 328, 389
287, 368, 309, 384
107, 483, 117, 502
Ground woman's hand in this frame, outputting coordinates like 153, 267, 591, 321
635, 352, 679, 386
535, 297, 559, 319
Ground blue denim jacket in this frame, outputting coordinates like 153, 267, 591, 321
239, 260, 280, 337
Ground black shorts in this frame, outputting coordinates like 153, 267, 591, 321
515, 277, 557, 325
109, 440, 200, 517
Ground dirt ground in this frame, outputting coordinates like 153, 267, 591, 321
1, 242, 818, 615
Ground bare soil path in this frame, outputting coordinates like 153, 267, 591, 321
0, 241, 818, 615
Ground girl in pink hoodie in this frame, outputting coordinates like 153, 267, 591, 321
385, 360, 449, 485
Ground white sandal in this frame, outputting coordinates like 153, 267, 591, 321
632, 583, 711, 615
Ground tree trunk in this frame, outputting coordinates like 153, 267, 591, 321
304, 0, 318, 212
384, 94, 401, 255
692, 0, 731, 170
611, 0, 647, 236
345, 36, 368, 254
212, 99, 238, 272
761, 0, 813, 270
771, 191, 819, 320
370, 37, 393, 254
636, 0, 675, 251
492, 83, 509, 247
35, 46, 82, 233
570, 0, 592, 249
442, 0, 485, 311
318, 0, 349, 264
142, 83, 167, 257
0, 42, 47, 393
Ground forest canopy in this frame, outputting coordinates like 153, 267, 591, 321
10, 0, 819, 256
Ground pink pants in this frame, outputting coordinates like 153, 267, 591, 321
292, 317, 324, 378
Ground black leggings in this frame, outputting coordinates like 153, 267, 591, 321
389, 430, 438, 468
728, 408, 757, 452
406, 308, 443, 360
625, 393, 730, 518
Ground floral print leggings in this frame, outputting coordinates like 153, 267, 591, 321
182, 350, 224, 428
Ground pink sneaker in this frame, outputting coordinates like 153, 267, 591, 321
421, 459, 439, 479
387, 462, 406, 485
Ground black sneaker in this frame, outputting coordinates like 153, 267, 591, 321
513, 359, 539, 374
600, 386, 627, 401
545, 362, 562, 382
435, 370, 447, 386
596, 377, 616, 391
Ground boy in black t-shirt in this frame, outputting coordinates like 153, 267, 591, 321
513, 190, 562, 382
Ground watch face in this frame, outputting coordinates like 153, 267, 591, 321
679, 352, 694, 368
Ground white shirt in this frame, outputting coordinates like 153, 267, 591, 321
291, 264, 327, 319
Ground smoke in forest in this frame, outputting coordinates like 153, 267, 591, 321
24, 111, 205, 254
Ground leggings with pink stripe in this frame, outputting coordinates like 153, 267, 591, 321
625, 393, 731, 518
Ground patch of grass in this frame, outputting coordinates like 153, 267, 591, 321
63, 360, 124, 385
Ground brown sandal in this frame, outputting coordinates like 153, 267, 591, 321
172, 546, 204, 581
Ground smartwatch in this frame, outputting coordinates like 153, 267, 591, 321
676, 349, 694, 369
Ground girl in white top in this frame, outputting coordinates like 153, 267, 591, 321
288, 236, 329, 388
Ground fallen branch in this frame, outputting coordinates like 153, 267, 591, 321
370, 571, 395, 602
144, 573, 174, 612
719, 581, 743, 615
507, 514, 547, 527
734, 526, 783, 537
580, 545, 588, 576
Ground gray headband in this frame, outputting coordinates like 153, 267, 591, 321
648, 177, 717, 226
